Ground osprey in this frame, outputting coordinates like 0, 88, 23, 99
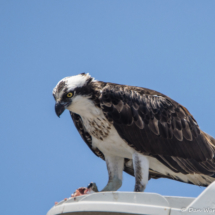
53, 73, 215, 192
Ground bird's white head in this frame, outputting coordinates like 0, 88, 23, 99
53, 73, 95, 117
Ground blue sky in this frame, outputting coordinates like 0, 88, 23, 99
1, 1, 215, 214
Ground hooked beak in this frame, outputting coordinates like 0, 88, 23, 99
55, 102, 66, 117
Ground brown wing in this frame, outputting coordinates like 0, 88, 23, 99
70, 112, 135, 177
99, 83, 215, 177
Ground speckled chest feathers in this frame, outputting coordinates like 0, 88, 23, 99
67, 93, 112, 141
82, 116, 111, 141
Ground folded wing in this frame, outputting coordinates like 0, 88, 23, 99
99, 83, 215, 177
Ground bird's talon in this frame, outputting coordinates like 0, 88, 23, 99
71, 182, 98, 197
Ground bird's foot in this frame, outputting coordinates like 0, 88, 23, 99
71, 182, 98, 197
55, 182, 98, 205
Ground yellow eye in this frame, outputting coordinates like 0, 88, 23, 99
67, 92, 73, 98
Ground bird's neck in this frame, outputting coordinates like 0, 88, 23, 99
67, 95, 102, 119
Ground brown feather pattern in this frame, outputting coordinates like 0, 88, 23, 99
69, 80, 215, 186
97, 82, 215, 181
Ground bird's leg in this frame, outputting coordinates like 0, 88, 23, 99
132, 152, 149, 192
101, 155, 124, 192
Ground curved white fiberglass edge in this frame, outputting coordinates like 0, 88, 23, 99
47, 181, 215, 215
